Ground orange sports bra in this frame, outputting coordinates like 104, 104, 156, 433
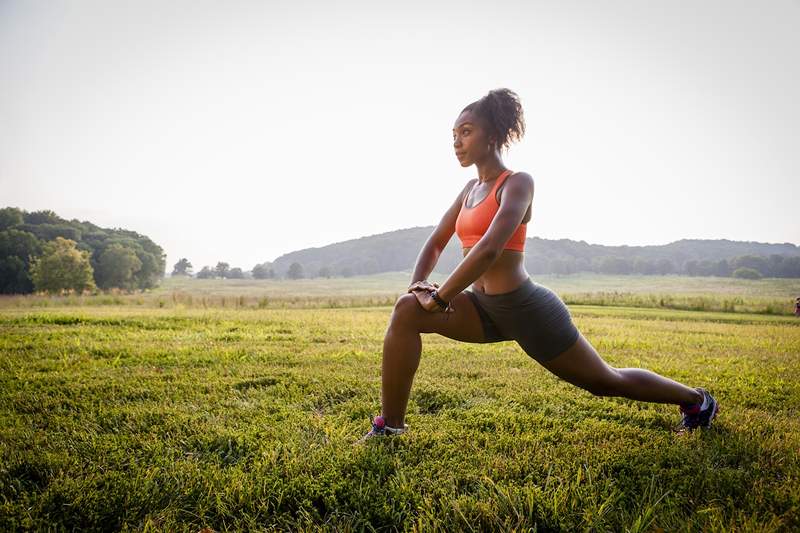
455, 169, 527, 252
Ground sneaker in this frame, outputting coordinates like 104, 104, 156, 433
676, 387, 720, 433
354, 415, 408, 445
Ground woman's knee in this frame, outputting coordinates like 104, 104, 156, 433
390, 293, 423, 328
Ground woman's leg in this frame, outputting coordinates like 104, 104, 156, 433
538, 332, 703, 405
381, 291, 489, 427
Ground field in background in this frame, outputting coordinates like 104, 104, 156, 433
1, 302, 798, 530
2, 272, 798, 316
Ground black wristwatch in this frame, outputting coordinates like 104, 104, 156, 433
430, 290, 449, 311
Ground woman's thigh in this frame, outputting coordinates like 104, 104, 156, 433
390, 291, 493, 344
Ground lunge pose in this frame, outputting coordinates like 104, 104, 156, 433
358, 88, 719, 442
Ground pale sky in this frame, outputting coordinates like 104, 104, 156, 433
2, 0, 798, 272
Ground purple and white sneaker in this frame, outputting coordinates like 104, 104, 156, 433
676, 387, 720, 433
355, 415, 408, 444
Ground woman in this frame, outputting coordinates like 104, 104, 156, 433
358, 88, 719, 443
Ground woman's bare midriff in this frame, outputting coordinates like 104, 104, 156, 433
463, 247, 529, 295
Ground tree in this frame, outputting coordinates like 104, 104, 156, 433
252, 263, 274, 279
0, 207, 24, 231
95, 243, 142, 290
215, 262, 230, 278
732, 267, 762, 280
29, 237, 95, 294
228, 267, 244, 279
287, 262, 304, 279
732, 255, 768, 277
0, 256, 31, 294
655, 258, 674, 275
713, 259, 732, 277
318, 266, 332, 278
172, 258, 193, 276
340, 266, 353, 278
24, 209, 60, 225
0, 229, 42, 294
133, 249, 162, 289
196, 266, 215, 279
599, 256, 633, 275
633, 258, 656, 275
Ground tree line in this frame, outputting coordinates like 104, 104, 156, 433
0, 207, 166, 294
524, 254, 800, 279
170, 259, 338, 280
263, 227, 800, 280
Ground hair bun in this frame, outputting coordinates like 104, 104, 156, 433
462, 88, 525, 152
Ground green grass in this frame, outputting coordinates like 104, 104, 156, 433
1, 303, 798, 531
2, 273, 798, 316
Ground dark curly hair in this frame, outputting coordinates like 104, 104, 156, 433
461, 88, 525, 152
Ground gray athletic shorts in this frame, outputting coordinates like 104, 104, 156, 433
465, 277, 580, 363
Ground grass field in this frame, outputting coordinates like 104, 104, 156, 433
1, 286, 799, 530
2, 273, 799, 316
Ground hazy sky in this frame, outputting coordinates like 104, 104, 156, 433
2, 1, 798, 272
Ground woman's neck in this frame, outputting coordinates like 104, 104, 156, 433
475, 154, 507, 183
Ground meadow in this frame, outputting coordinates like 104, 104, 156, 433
1, 274, 799, 531
1, 272, 798, 316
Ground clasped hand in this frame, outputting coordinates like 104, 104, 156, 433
406, 280, 454, 314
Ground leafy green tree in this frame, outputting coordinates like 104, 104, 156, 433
24, 209, 60, 225
133, 250, 162, 289
172, 258, 193, 276
0, 207, 165, 289
0, 256, 31, 294
228, 267, 244, 279
95, 243, 142, 290
0, 229, 42, 262
0, 229, 42, 293
18, 222, 82, 242
732, 267, 762, 280
287, 262, 304, 279
215, 262, 230, 278
0, 207, 24, 231
30, 237, 95, 294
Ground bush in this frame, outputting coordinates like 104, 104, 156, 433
732, 267, 762, 280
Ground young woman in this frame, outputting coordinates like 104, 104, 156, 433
358, 88, 719, 442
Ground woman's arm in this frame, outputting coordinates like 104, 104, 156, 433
409, 179, 476, 286
433, 172, 534, 304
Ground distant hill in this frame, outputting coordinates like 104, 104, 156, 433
264, 227, 800, 279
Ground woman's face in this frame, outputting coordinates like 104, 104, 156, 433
452, 110, 494, 167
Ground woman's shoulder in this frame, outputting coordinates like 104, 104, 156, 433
508, 170, 533, 182
496, 170, 534, 204
500, 170, 534, 190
